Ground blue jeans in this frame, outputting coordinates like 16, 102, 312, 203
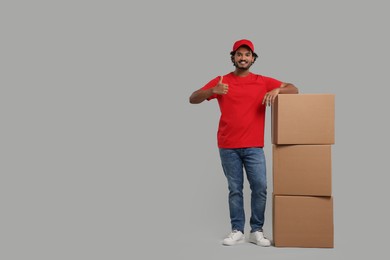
219, 147, 267, 233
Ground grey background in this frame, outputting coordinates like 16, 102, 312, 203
1, 0, 389, 259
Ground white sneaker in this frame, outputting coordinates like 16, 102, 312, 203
248, 231, 271, 247
222, 230, 245, 246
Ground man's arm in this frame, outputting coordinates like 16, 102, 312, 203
189, 88, 215, 104
279, 82, 299, 94
189, 76, 229, 104
262, 82, 299, 106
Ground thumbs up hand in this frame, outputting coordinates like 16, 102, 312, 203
212, 76, 229, 95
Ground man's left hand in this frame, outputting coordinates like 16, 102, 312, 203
262, 88, 280, 106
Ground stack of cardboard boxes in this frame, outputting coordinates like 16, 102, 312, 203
271, 94, 335, 248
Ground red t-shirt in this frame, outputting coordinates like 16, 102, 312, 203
201, 72, 281, 148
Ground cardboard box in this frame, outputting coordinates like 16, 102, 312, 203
272, 94, 335, 144
273, 195, 334, 248
273, 144, 332, 196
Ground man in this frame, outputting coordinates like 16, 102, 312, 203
189, 39, 298, 246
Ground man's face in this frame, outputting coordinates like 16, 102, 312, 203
233, 46, 255, 70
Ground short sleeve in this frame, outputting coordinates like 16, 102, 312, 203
262, 76, 282, 92
200, 76, 219, 101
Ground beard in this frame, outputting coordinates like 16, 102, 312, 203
234, 60, 253, 70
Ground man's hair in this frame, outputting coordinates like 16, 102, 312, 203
230, 47, 258, 66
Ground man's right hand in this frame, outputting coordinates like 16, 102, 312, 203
212, 76, 229, 95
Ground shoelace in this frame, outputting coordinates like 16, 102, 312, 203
250, 231, 265, 240
228, 230, 240, 239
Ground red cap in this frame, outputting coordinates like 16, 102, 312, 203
232, 39, 255, 53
